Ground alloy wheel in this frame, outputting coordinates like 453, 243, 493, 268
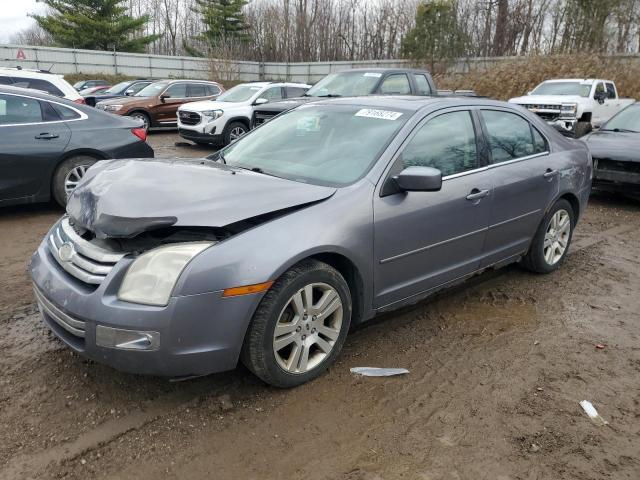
64, 165, 90, 197
130, 113, 149, 130
272, 283, 343, 374
543, 209, 571, 265
229, 126, 246, 142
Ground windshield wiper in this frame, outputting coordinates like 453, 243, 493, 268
218, 150, 227, 164
314, 93, 342, 98
601, 128, 639, 133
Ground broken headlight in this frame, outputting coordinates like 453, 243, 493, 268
118, 242, 212, 306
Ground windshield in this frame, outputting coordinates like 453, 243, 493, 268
603, 104, 640, 132
135, 82, 169, 97
104, 81, 130, 94
73, 81, 84, 88
531, 81, 591, 97
222, 104, 409, 187
306, 72, 382, 97
216, 84, 263, 103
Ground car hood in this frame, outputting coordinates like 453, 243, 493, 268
254, 97, 317, 112
66, 158, 336, 238
584, 130, 640, 162
509, 95, 585, 105
179, 100, 245, 113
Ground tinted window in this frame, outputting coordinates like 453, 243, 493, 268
11, 77, 64, 97
285, 86, 308, 98
482, 110, 537, 163
163, 83, 187, 98
0, 76, 13, 85
402, 111, 477, 177
187, 84, 207, 97
0, 94, 43, 125
606, 82, 616, 99
380, 74, 411, 95
261, 87, 283, 102
51, 103, 81, 120
413, 74, 432, 95
130, 82, 150, 94
206, 84, 221, 96
532, 127, 548, 153
595, 82, 605, 95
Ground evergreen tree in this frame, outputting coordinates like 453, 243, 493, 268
402, 1, 468, 69
32, 0, 160, 53
193, 0, 250, 48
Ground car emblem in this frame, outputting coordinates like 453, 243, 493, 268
58, 242, 75, 262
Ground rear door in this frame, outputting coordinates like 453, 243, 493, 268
477, 108, 557, 267
373, 108, 493, 308
0, 93, 71, 202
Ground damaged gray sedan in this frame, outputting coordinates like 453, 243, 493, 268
30, 97, 592, 387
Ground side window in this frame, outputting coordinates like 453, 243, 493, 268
481, 110, 536, 163
187, 83, 207, 97
532, 127, 548, 154
0, 76, 13, 85
402, 111, 477, 177
163, 83, 187, 98
205, 84, 221, 96
129, 82, 149, 94
285, 86, 308, 98
261, 87, 283, 102
51, 103, 81, 120
0, 94, 43, 125
605, 82, 616, 99
380, 74, 411, 95
11, 77, 64, 97
413, 74, 432, 95
595, 82, 606, 97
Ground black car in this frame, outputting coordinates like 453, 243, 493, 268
0, 85, 154, 207
73, 79, 109, 91
251, 68, 437, 127
584, 103, 640, 197
84, 79, 152, 107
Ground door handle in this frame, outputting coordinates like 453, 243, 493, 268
543, 169, 559, 179
466, 188, 490, 201
35, 133, 59, 140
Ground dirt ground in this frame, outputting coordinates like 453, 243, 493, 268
1, 132, 639, 480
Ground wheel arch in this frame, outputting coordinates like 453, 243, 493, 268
578, 111, 592, 123
557, 191, 581, 222
225, 116, 251, 131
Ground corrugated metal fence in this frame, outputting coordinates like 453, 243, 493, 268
0, 44, 411, 83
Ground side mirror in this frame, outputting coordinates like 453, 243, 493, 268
393, 166, 442, 192
160, 94, 170, 103
254, 97, 269, 105
594, 92, 605, 104
125, 89, 135, 96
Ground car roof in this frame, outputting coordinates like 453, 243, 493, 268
333, 68, 430, 74
154, 79, 221, 85
307, 95, 510, 112
0, 67, 64, 79
0, 84, 69, 101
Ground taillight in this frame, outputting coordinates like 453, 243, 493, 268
131, 127, 147, 141
73, 98, 86, 104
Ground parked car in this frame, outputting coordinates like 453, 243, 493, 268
0, 67, 83, 103
0, 85, 153, 207
583, 102, 640, 198
79, 85, 111, 96
84, 79, 152, 107
30, 96, 591, 387
251, 68, 436, 127
96, 79, 223, 130
509, 78, 635, 137
73, 79, 109, 92
177, 81, 310, 146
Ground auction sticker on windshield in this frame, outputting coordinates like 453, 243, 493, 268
355, 109, 403, 120
363, 72, 382, 78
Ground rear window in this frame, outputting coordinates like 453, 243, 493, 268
413, 74, 432, 95
11, 77, 64, 97
51, 103, 81, 120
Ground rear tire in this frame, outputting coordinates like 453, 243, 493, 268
128, 111, 151, 131
521, 199, 575, 274
52, 155, 98, 206
241, 260, 352, 388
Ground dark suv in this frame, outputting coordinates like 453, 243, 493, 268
252, 68, 437, 127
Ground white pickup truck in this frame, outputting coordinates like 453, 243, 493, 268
509, 79, 635, 137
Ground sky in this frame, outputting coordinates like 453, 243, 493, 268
0, 0, 47, 43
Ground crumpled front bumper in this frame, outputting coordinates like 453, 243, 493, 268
29, 238, 262, 378
547, 118, 577, 136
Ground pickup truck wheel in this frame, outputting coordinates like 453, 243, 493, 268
574, 121, 592, 138
521, 199, 575, 274
52, 155, 98, 206
223, 122, 248, 146
241, 260, 352, 388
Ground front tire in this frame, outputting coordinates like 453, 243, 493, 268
223, 121, 248, 146
521, 199, 575, 273
51, 155, 98, 206
241, 260, 352, 388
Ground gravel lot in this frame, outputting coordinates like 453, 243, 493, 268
1, 131, 639, 480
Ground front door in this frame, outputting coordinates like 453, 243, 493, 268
0, 93, 71, 202
477, 109, 559, 266
373, 109, 493, 309
155, 82, 188, 125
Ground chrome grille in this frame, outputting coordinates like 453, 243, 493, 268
34, 286, 86, 338
523, 104, 561, 111
48, 217, 125, 285
179, 110, 201, 126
